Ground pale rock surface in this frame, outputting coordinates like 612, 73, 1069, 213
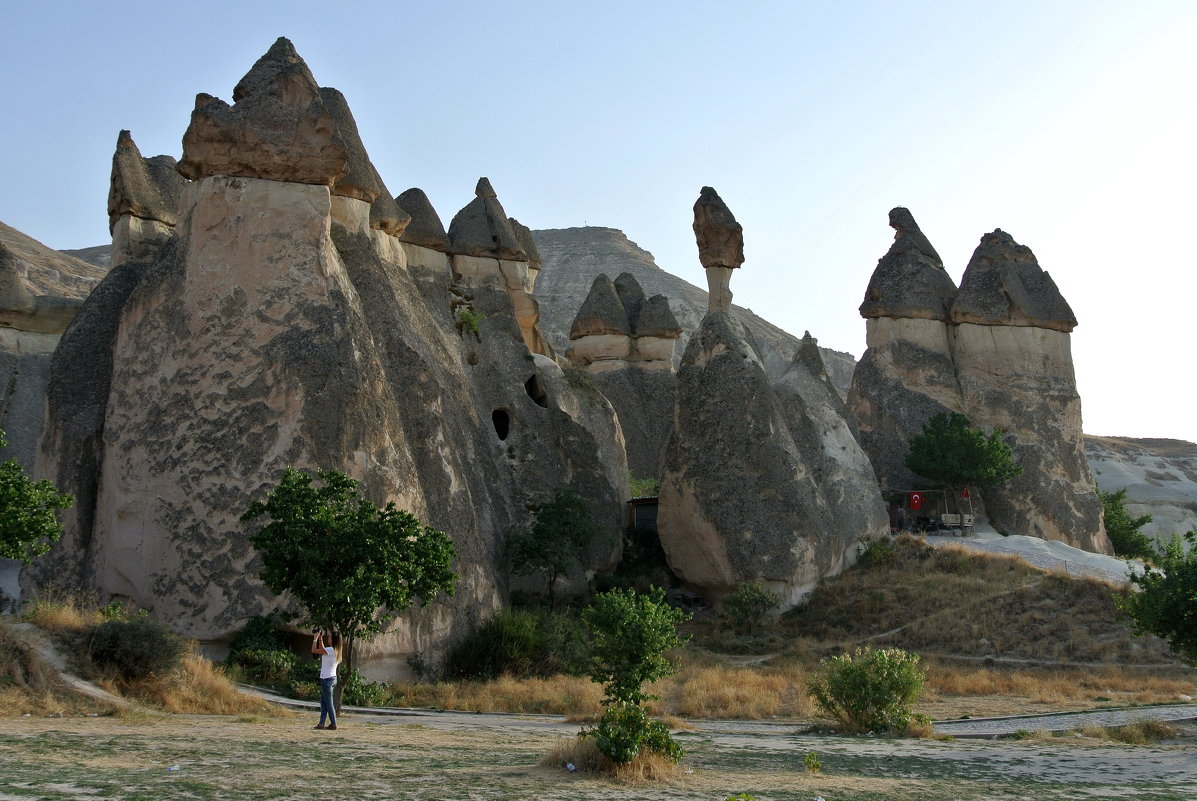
25, 42, 626, 676
107, 130, 184, 232
658, 310, 886, 606
1085, 436, 1197, 546
532, 227, 857, 396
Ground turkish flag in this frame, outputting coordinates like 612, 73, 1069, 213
909, 492, 923, 511
962, 487, 970, 499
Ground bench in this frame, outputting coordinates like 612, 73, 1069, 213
940, 513, 975, 534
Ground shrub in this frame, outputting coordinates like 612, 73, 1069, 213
807, 646, 926, 734
1099, 489, 1154, 560
234, 648, 299, 685
589, 702, 683, 765
719, 581, 780, 634
1116, 530, 1197, 664
856, 538, 896, 568
87, 618, 187, 680
340, 667, 386, 707
442, 609, 546, 680
227, 614, 290, 657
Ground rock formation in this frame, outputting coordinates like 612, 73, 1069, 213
658, 190, 887, 607
107, 130, 185, 265
1085, 436, 1197, 544
25, 39, 627, 677
567, 272, 681, 478
950, 231, 1105, 552
531, 226, 857, 396
849, 211, 1110, 554
692, 186, 744, 310
446, 178, 550, 356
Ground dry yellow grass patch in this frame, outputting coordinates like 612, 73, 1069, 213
539, 735, 683, 785
925, 662, 1197, 706
113, 654, 283, 716
663, 663, 812, 719
20, 595, 103, 631
386, 673, 604, 717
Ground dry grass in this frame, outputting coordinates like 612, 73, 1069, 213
662, 663, 813, 719
924, 661, 1197, 706
20, 595, 103, 631
538, 735, 683, 785
384, 673, 604, 717
108, 653, 283, 716
0, 624, 115, 717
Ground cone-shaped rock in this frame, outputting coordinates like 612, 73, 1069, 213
692, 186, 744, 269
396, 188, 449, 251
107, 131, 185, 232
635, 295, 682, 339
447, 178, 526, 260
659, 310, 886, 606
950, 230, 1077, 332
859, 207, 956, 321
569, 273, 630, 338
177, 37, 347, 185
508, 218, 541, 268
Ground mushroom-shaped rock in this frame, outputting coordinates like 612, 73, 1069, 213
107, 131, 185, 232
859, 207, 957, 321
569, 273, 630, 339
396, 188, 450, 251
447, 178, 526, 260
692, 186, 743, 310
177, 37, 347, 186
950, 230, 1077, 332
613, 272, 647, 329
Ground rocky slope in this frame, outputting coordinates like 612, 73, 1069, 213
532, 227, 856, 397
1086, 436, 1197, 543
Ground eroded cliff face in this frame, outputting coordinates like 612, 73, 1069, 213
849, 212, 1109, 554
1086, 436, 1197, 545
24, 38, 626, 676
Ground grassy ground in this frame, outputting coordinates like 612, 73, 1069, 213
2, 715, 1196, 801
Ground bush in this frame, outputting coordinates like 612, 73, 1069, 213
87, 618, 187, 680
341, 667, 386, 707
227, 614, 290, 658
719, 581, 780, 634
234, 648, 299, 685
1117, 530, 1197, 663
807, 646, 926, 734
589, 702, 683, 765
856, 538, 896, 568
1099, 489, 1155, 560
442, 609, 544, 680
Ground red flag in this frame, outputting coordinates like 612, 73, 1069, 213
961, 487, 970, 499
909, 492, 923, 511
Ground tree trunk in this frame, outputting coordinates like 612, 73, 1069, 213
334, 630, 354, 714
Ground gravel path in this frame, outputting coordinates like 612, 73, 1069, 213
930, 703, 1197, 737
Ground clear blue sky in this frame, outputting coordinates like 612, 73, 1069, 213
4, 1, 1195, 442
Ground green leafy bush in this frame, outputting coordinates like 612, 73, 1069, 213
807, 646, 926, 734
1117, 530, 1197, 664
1099, 489, 1154, 560
234, 648, 299, 685
442, 608, 589, 680
856, 538, 896, 568
228, 614, 290, 657
87, 618, 187, 680
588, 702, 683, 764
719, 581, 780, 634
341, 667, 386, 707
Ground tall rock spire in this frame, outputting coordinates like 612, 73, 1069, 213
859, 207, 956, 321
692, 186, 743, 310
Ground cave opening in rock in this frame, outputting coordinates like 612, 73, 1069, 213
492, 408, 511, 440
524, 375, 548, 408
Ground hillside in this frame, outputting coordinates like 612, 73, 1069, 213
1086, 435, 1197, 542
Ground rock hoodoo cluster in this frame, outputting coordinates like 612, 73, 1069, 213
849, 210, 1109, 553
657, 189, 888, 607
24, 38, 627, 676
567, 272, 681, 478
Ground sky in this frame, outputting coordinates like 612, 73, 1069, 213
3, 1, 1196, 442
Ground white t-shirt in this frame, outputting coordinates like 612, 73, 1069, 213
319, 646, 338, 680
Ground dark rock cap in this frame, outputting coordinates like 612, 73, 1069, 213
107, 130, 185, 232
613, 272, 647, 328
395, 188, 449, 251
508, 217, 541, 267
950, 229, 1077, 332
447, 177, 527, 260
794, 330, 827, 376
859, 206, 957, 321
635, 294, 682, 339
569, 273, 631, 339
177, 37, 347, 186
692, 186, 744, 270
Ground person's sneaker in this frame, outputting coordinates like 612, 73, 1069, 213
327, 724, 337, 730
314, 724, 327, 729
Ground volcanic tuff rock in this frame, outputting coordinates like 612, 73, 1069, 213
107, 131, 186, 265
951, 229, 1077, 332
658, 310, 887, 606
692, 186, 743, 310
859, 207, 956, 321
25, 41, 626, 677
849, 211, 1109, 554
1085, 436, 1197, 545
567, 272, 681, 478
448, 178, 527, 261
176, 37, 347, 186
531, 226, 857, 396
396, 188, 449, 251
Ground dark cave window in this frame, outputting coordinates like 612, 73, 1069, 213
524, 375, 549, 408
492, 409, 511, 440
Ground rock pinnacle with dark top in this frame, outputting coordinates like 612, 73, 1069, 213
859, 206, 957, 321
447, 177, 527, 260
692, 186, 744, 270
950, 229, 1077, 332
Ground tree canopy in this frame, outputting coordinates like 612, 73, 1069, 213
904, 413, 1022, 507
242, 467, 458, 703
0, 430, 73, 563
1116, 530, 1197, 665
506, 487, 601, 604
1098, 488, 1155, 560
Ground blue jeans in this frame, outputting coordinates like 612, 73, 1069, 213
319, 677, 337, 727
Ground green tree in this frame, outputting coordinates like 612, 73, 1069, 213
904, 412, 1022, 515
242, 467, 458, 707
506, 488, 601, 605
0, 430, 73, 563
581, 586, 690, 764
1099, 488, 1154, 560
1116, 530, 1197, 664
